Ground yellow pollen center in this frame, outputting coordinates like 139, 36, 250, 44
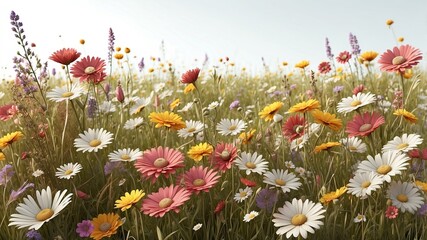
193, 178, 206, 186
187, 127, 196, 133
377, 165, 392, 175
35, 208, 54, 221
228, 125, 237, 131
239, 191, 247, 197
64, 169, 73, 175
397, 143, 409, 150
99, 222, 111, 232
359, 123, 372, 132
291, 214, 307, 226
275, 179, 286, 186
159, 197, 173, 208
341, 55, 348, 60
61, 91, 74, 98
361, 181, 371, 188
220, 150, 231, 161
121, 154, 131, 161
349, 146, 357, 151
245, 162, 256, 169
153, 158, 169, 168
396, 194, 408, 202
84, 66, 96, 74
351, 100, 362, 107
89, 139, 101, 147
392, 56, 407, 65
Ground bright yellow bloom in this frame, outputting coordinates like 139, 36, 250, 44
393, 109, 417, 124
320, 186, 347, 205
295, 60, 310, 69
415, 181, 427, 193
148, 68, 155, 73
149, 111, 186, 130
0, 131, 24, 149
314, 142, 341, 153
0, 152, 5, 161
187, 142, 213, 162
311, 109, 342, 131
124, 47, 131, 54
114, 53, 124, 60
239, 129, 256, 144
115, 47, 121, 52
287, 99, 320, 114
403, 69, 413, 79
115, 189, 145, 211
282, 61, 288, 66
79, 39, 85, 45
184, 83, 196, 94
91, 213, 123, 240
386, 19, 394, 26
359, 51, 378, 62
259, 102, 283, 121
397, 37, 404, 43
169, 99, 181, 111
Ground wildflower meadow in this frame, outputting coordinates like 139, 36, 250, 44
2, 10, 427, 240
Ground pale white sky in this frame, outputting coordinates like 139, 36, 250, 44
1, 0, 427, 79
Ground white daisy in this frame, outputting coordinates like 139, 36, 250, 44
290, 135, 308, 150
353, 213, 366, 223
98, 101, 116, 114
177, 120, 204, 138
55, 163, 82, 179
108, 148, 143, 162
159, 89, 173, 99
378, 99, 392, 112
216, 119, 247, 136
340, 137, 367, 153
234, 186, 253, 202
337, 92, 376, 114
8, 186, 72, 230
74, 128, 113, 153
263, 169, 302, 193
273, 198, 326, 238
208, 101, 220, 110
382, 133, 423, 153
32, 170, 44, 177
46, 83, 85, 102
193, 223, 202, 231
356, 151, 410, 183
235, 151, 268, 175
347, 172, 384, 199
153, 82, 165, 93
284, 161, 295, 169
387, 181, 424, 214
177, 102, 194, 113
130, 95, 152, 115
243, 211, 259, 222
123, 117, 144, 130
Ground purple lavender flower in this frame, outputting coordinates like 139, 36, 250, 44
104, 161, 124, 175
26, 229, 42, 240
0, 164, 14, 186
76, 220, 94, 237
51, 68, 56, 76
229, 100, 240, 110
417, 204, 427, 216
138, 57, 145, 72
87, 97, 97, 118
333, 85, 344, 93
349, 33, 361, 55
325, 37, 334, 60
108, 28, 115, 64
255, 188, 278, 212
8, 181, 34, 205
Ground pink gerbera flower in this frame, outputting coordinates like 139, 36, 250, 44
181, 68, 200, 84
0, 104, 18, 121
318, 61, 331, 74
135, 146, 184, 183
385, 205, 399, 219
378, 44, 423, 73
346, 112, 385, 137
70, 56, 107, 84
49, 48, 81, 66
353, 84, 365, 95
282, 115, 307, 142
141, 185, 191, 217
210, 142, 238, 172
336, 51, 352, 64
181, 166, 220, 194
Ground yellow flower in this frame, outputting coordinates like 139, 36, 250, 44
187, 142, 213, 162
295, 60, 310, 69
114, 53, 124, 60
124, 47, 131, 54
320, 186, 347, 205
259, 102, 283, 121
0, 131, 24, 149
393, 109, 417, 124
79, 39, 85, 45
184, 83, 196, 94
397, 37, 404, 43
415, 181, 427, 193
169, 99, 181, 111
314, 142, 341, 153
311, 109, 342, 131
386, 19, 394, 26
239, 129, 256, 144
287, 99, 320, 114
115, 190, 145, 211
282, 61, 288, 66
91, 213, 123, 240
403, 69, 413, 79
115, 47, 121, 52
148, 68, 155, 73
0, 152, 5, 161
149, 111, 186, 130
359, 51, 378, 62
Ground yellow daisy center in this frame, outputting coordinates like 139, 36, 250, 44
121, 154, 131, 161
193, 178, 206, 186
396, 194, 408, 202
36, 208, 54, 221
64, 169, 73, 175
392, 56, 407, 65
397, 143, 409, 150
99, 222, 112, 232
159, 197, 173, 208
245, 162, 256, 169
359, 123, 372, 132
228, 125, 237, 131
153, 158, 169, 168
291, 214, 307, 226
377, 165, 392, 175
220, 150, 231, 161
351, 100, 362, 107
275, 179, 286, 186
61, 91, 74, 98
239, 191, 247, 197
84, 66, 96, 74
361, 181, 371, 188
89, 139, 101, 147
348, 146, 358, 151
187, 127, 196, 133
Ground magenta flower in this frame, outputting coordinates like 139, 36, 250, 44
336, 51, 352, 64
76, 220, 94, 237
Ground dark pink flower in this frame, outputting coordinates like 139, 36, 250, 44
70, 56, 107, 84
0, 104, 18, 121
336, 51, 352, 64
385, 205, 399, 219
141, 185, 191, 217
181, 68, 200, 84
353, 84, 365, 95
49, 48, 81, 65
378, 45, 423, 73
318, 61, 331, 74
282, 115, 307, 142
182, 166, 220, 194
210, 142, 238, 172
345, 112, 385, 137
76, 220, 94, 237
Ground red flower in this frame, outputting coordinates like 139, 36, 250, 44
336, 51, 352, 64
385, 205, 399, 219
345, 112, 385, 137
318, 61, 331, 74
214, 200, 225, 214
282, 115, 307, 142
240, 177, 256, 187
0, 104, 18, 121
141, 185, 191, 217
408, 148, 427, 160
49, 48, 81, 65
182, 166, 220, 194
181, 68, 200, 84
210, 142, 238, 172
70, 56, 107, 84
378, 44, 423, 73
352, 84, 365, 95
